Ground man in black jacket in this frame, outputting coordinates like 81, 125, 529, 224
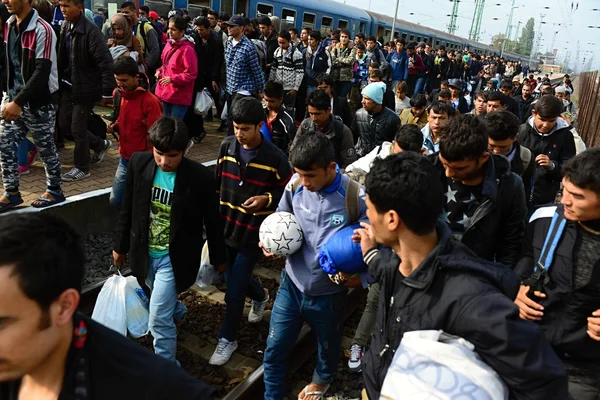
499, 79, 522, 121
258, 15, 278, 78
264, 80, 296, 154
57, 0, 114, 182
514, 81, 534, 123
0, 213, 216, 399
433, 114, 526, 267
316, 74, 352, 128
113, 116, 226, 364
518, 95, 576, 207
355, 152, 568, 400
514, 149, 600, 400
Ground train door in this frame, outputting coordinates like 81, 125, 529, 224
235, 0, 248, 15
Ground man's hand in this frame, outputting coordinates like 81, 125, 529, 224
107, 123, 115, 134
242, 195, 269, 213
258, 241, 282, 259
211, 81, 219, 92
159, 76, 172, 86
352, 222, 377, 257
514, 284, 546, 321
588, 309, 600, 341
536, 154, 554, 170
112, 250, 127, 269
1, 101, 21, 121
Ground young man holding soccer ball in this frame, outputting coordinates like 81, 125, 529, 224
261, 132, 368, 400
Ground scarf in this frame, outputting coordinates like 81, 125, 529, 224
111, 13, 134, 48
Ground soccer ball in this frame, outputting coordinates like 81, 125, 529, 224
259, 212, 304, 256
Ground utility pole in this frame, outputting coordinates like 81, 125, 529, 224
500, 0, 517, 58
390, 0, 401, 43
447, 0, 459, 34
548, 30, 558, 55
528, 13, 545, 67
469, 0, 485, 41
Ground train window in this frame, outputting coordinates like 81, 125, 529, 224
401, 33, 407, 40
189, 0, 210, 9
303, 13, 316, 29
417, 36, 421, 42
435, 40, 440, 46
384, 29, 391, 41
321, 16, 333, 35
256, 3, 273, 16
423, 37, 428, 44
338, 19, 348, 29
409, 35, 414, 41
281, 8, 296, 31
359, 21, 366, 33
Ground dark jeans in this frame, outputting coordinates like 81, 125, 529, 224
263, 269, 346, 399
225, 92, 252, 136
57, 89, 104, 173
334, 81, 352, 98
219, 245, 265, 341
352, 282, 380, 347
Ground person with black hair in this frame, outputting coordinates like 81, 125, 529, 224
213, 97, 292, 366
399, 93, 428, 127
288, 27, 300, 45
263, 80, 296, 154
365, 35, 388, 72
486, 110, 534, 204
113, 116, 225, 365
305, 31, 332, 94
470, 91, 488, 116
429, 79, 449, 103
437, 88, 452, 104
316, 74, 353, 127
358, 152, 568, 400
498, 79, 522, 120
257, 15, 278, 77
518, 95, 576, 206
406, 41, 424, 96
486, 90, 507, 113
295, 89, 356, 169
330, 28, 354, 98
262, 132, 368, 400
430, 114, 526, 266
388, 39, 408, 92
514, 148, 600, 400
349, 43, 369, 112
514, 82, 534, 123
0, 213, 217, 399
430, 46, 449, 93
367, 69, 395, 111
421, 101, 454, 154
207, 9, 226, 45
108, 55, 162, 209
269, 30, 304, 108
120, 2, 160, 72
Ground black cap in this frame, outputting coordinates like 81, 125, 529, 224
224, 15, 245, 26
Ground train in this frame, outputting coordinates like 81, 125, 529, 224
89, 0, 538, 66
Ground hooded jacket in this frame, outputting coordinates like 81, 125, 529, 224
305, 42, 332, 87
363, 222, 569, 400
388, 49, 408, 81
430, 153, 527, 267
518, 117, 576, 206
155, 37, 198, 106
352, 106, 399, 157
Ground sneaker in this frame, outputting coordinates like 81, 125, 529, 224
209, 338, 238, 366
216, 121, 227, 132
348, 344, 365, 372
91, 140, 112, 165
62, 167, 90, 182
248, 294, 269, 323
191, 130, 207, 144
18, 165, 30, 175
27, 146, 38, 166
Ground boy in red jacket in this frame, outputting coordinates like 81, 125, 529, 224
109, 56, 163, 209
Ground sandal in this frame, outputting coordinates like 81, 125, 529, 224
0, 192, 24, 213
298, 383, 330, 400
31, 189, 66, 208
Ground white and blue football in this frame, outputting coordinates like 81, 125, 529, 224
259, 212, 304, 256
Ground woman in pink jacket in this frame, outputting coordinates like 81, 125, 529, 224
155, 16, 198, 119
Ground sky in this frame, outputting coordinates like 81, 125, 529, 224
343, 0, 600, 71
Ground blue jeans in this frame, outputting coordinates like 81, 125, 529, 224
17, 138, 35, 167
162, 102, 189, 120
109, 157, 128, 209
263, 270, 346, 399
414, 77, 426, 95
219, 245, 265, 341
146, 255, 188, 365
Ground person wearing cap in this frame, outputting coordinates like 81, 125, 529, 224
512, 75, 522, 97
352, 82, 399, 157
448, 79, 469, 114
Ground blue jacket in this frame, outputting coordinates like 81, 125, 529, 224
277, 172, 368, 296
389, 49, 409, 81
305, 42, 332, 87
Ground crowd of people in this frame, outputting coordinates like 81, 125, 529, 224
0, 0, 598, 399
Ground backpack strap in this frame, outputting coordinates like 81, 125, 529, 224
534, 211, 567, 273
519, 145, 531, 172
113, 90, 122, 120
345, 179, 361, 224
138, 21, 147, 52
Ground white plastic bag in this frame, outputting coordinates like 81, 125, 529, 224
221, 101, 228, 121
92, 273, 127, 336
195, 242, 221, 287
124, 276, 149, 338
194, 89, 214, 116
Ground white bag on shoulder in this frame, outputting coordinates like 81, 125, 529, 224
380, 330, 508, 400
91, 273, 128, 336
195, 241, 220, 287
124, 276, 149, 338
194, 89, 214, 117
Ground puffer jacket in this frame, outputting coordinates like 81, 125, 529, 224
517, 116, 576, 206
58, 12, 114, 104
155, 37, 198, 106
331, 43, 355, 82
352, 106, 399, 157
363, 222, 569, 400
430, 153, 527, 267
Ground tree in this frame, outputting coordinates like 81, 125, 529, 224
490, 33, 517, 53
515, 18, 535, 56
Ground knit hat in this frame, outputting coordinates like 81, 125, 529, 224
361, 82, 386, 105
555, 86, 566, 94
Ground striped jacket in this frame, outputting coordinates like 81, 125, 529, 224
268, 44, 304, 91
216, 135, 293, 252
4, 9, 58, 108
225, 35, 265, 95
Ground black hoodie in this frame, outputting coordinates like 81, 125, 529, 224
362, 222, 569, 400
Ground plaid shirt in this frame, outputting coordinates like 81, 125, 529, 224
225, 35, 265, 95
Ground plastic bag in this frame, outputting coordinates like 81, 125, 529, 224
194, 89, 214, 117
195, 242, 221, 287
124, 276, 149, 338
92, 273, 127, 336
